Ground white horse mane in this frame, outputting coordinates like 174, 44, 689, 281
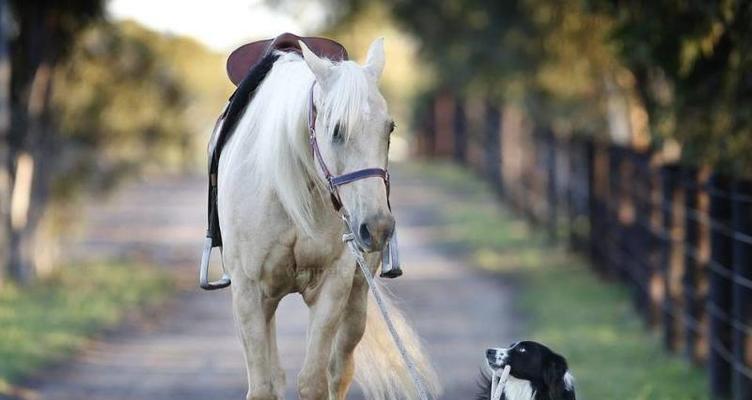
223, 51, 372, 236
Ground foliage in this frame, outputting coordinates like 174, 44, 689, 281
0, 14, 230, 282
1, 0, 108, 283
318, 0, 627, 136
316, 0, 752, 174
406, 161, 709, 399
0, 262, 172, 394
591, 0, 752, 173
53, 20, 229, 198
318, 3, 431, 131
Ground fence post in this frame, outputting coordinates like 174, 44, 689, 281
546, 130, 558, 242
587, 141, 604, 272
661, 165, 682, 351
567, 138, 580, 251
624, 151, 645, 314
453, 97, 466, 164
607, 146, 622, 279
634, 151, 656, 324
731, 179, 752, 400
423, 96, 437, 158
433, 93, 454, 157
485, 100, 502, 192
683, 168, 704, 363
708, 174, 734, 399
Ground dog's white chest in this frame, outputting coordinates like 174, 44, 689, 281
503, 376, 536, 400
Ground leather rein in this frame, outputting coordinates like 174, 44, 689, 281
306, 82, 390, 212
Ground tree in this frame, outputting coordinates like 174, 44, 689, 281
592, 0, 752, 174
2, 0, 104, 284
1, 3, 230, 285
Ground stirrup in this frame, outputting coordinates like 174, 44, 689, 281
199, 237, 231, 290
380, 230, 402, 278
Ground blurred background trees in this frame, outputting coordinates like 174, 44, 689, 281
1, 0, 749, 286
1, 0, 105, 285
0, 0, 228, 285
593, 0, 752, 172
313, 0, 752, 170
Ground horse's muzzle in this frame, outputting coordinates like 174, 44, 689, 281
357, 213, 395, 252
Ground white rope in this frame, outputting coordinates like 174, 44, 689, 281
490, 365, 511, 400
343, 232, 431, 400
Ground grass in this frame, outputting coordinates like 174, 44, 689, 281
402, 161, 708, 400
0, 263, 172, 395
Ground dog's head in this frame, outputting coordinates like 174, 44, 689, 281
486, 341, 575, 399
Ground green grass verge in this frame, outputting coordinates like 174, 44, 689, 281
402, 161, 708, 400
0, 263, 172, 394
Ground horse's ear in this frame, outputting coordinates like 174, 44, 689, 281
365, 37, 385, 80
300, 40, 332, 85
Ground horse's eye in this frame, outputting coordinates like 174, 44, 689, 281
389, 121, 396, 134
333, 123, 344, 144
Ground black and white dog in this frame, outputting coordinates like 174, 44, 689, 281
477, 341, 576, 400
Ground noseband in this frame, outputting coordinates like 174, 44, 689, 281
307, 82, 390, 212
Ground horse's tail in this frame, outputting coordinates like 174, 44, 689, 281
354, 281, 442, 400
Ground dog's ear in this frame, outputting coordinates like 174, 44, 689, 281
543, 354, 575, 400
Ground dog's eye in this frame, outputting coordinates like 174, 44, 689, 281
518, 347, 526, 353
332, 123, 344, 144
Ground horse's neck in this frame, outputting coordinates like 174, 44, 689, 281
301, 181, 343, 237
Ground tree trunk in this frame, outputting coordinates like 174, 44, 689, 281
2, 0, 103, 283
0, 0, 11, 287
6, 60, 55, 284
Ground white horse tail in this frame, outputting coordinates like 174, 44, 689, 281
354, 281, 442, 400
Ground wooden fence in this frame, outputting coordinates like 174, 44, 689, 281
413, 94, 752, 400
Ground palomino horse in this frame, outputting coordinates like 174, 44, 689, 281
217, 38, 440, 400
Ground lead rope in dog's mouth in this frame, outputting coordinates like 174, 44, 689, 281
490, 365, 511, 400
342, 229, 431, 400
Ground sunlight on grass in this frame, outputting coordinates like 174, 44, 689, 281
405, 161, 709, 400
0, 263, 172, 394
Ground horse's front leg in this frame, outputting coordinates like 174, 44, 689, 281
328, 261, 370, 400
232, 278, 284, 400
298, 254, 356, 400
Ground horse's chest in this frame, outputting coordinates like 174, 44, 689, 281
292, 235, 343, 269
287, 234, 346, 289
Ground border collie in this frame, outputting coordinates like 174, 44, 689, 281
476, 341, 576, 400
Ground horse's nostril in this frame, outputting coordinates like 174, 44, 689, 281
358, 223, 373, 248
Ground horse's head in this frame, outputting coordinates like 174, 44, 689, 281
301, 38, 394, 252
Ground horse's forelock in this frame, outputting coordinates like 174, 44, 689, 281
321, 60, 373, 142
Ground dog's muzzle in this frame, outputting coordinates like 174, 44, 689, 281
486, 348, 508, 370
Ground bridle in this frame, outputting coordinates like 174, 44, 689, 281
306, 78, 403, 278
307, 82, 390, 213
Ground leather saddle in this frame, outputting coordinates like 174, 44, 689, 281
226, 32, 348, 86
200, 33, 349, 290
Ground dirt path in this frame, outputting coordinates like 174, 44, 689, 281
24, 166, 519, 400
